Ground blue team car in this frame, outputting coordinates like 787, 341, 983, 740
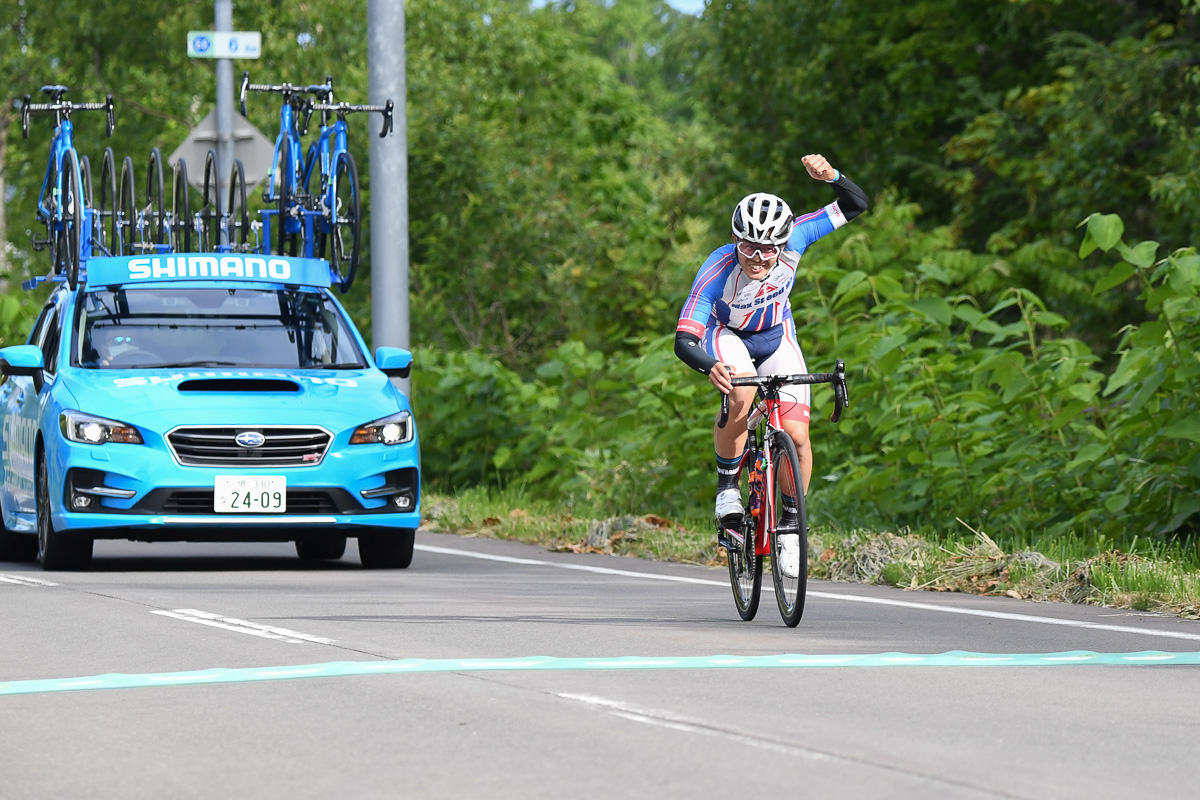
0, 254, 420, 570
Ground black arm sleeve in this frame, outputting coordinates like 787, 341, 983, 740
675, 330, 717, 375
830, 174, 868, 222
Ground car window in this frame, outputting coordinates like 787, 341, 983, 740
74, 287, 368, 370
40, 309, 62, 375
27, 304, 53, 348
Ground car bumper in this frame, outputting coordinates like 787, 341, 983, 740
50, 438, 421, 536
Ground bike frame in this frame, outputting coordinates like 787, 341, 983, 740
744, 396, 789, 557
35, 119, 82, 243
302, 118, 349, 236
266, 98, 307, 243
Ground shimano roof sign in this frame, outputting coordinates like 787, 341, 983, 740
84, 255, 334, 289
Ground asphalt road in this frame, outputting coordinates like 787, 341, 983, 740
2, 530, 1199, 799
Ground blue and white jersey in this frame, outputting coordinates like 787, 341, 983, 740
676, 201, 848, 339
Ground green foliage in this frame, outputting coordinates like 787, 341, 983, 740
413, 335, 713, 515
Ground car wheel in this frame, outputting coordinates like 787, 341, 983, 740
36, 454, 92, 571
295, 535, 347, 561
0, 522, 37, 562
358, 528, 415, 569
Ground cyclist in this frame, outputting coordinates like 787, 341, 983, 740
674, 153, 867, 577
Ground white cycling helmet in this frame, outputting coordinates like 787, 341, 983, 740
731, 192, 794, 245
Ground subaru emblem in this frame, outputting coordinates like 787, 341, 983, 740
235, 431, 266, 448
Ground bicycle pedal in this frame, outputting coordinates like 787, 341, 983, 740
717, 527, 744, 551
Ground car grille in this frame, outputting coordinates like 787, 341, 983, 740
160, 489, 341, 514
166, 426, 332, 467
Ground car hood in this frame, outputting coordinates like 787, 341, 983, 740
58, 367, 409, 431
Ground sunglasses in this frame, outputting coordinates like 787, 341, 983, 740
736, 240, 780, 260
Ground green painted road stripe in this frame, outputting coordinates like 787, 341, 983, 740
3, 651, 1199, 697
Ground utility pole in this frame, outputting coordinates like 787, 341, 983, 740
214, 0, 234, 184
368, 0, 410, 396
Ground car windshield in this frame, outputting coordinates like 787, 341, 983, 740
73, 286, 368, 370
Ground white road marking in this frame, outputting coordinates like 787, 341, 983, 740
150, 608, 336, 644
415, 543, 1200, 642
559, 692, 830, 758
0, 574, 58, 587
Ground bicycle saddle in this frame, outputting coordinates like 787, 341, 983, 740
41, 85, 68, 96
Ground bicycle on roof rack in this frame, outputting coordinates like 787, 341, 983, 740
304, 77, 393, 294
240, 71, 392, 293
21, 85, 115, 288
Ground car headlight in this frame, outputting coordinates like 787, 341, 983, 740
350, 411, 413, 445
60, 410, 144, 445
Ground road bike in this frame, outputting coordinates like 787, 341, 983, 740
240, 73, 391, 291
239, 72, 328, 258
21, 86, 115, 288
305, 82, 393, 293
717, 360, 849, 626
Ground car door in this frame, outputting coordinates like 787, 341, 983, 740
2, 303, 59, 519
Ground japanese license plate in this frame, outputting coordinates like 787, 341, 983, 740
214, 475, 287, 512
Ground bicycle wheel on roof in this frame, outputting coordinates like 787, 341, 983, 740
330, 151, 361, 294
58, 150, 83, 289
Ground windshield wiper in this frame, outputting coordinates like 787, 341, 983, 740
307, 362, 365, 369
136, 360, 244, 368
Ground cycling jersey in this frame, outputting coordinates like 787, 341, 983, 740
673, 174, 868, 379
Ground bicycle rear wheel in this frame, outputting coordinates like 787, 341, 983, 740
96, 148, 118, 256
227, 159, 249, 252
276, 136, 299, 256
768, 431, 808, 627
723, 448, 762, 621
146, 147, 166, 249
330, 151, 361, 293
171, 157, 191, 252
58, 152, 83, 289
200, 149, 221, 252
118, 156, 136, 255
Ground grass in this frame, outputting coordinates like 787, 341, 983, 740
420, 487, 1200, 620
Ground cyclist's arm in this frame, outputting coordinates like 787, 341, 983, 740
788, 173, 869, 253
675, 247, 734, 375
829, 173, 868, 222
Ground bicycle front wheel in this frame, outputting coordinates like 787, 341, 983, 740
724, 449, 762, 621
769, 431, 808, 627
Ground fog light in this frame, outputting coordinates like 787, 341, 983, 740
72, 495, 93, 509
393, 495, 411, 509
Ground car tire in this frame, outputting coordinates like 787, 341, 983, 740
0, 523, 37, 562
36, 454, 92, 571
295, 535, 347, 562
358, 528, 415, 569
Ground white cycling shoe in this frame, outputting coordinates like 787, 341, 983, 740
714, 488, 743, 522
777, 533, 802, 579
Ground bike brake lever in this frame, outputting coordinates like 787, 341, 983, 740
105, 93, 115, 136
239, 71, 250, 116
301, 102, 315, 136
21, 95, 30, 139
380, 100, 394, 138
829, 358, 848, 423
718, 391, 730, 429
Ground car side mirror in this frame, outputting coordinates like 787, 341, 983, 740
0, 345, 46, 393
375, 346, 412, 379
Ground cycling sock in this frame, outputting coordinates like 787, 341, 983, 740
716, 453, 741, 491
781, 495, 798, 512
